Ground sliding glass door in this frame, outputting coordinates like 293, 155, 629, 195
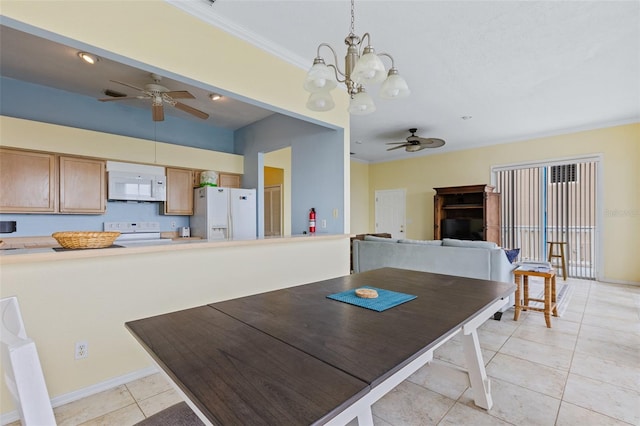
494, 158, 598, 279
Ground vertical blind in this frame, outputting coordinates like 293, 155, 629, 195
495, 161, 597, 279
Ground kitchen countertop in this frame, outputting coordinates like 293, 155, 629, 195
0, 234, 348, 265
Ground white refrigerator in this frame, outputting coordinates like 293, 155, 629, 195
190, 187, 257, 240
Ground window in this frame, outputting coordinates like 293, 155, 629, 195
550, 164, 577, 184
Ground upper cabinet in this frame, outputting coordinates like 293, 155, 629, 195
0, 148, 57, 213
0, 148, 106, 214
59, 156, 106, 213
164, 167, 195, 215
218, 172, 241, 188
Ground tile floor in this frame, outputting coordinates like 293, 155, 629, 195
12, 278, 640, 425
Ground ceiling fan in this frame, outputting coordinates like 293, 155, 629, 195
98, 73, 209, 122
386, 128, 446, 152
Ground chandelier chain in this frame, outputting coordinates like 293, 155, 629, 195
350, 0, 355, 35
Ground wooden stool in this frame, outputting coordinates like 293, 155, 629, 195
513, 268, 558, 328
547, 242, 567, 280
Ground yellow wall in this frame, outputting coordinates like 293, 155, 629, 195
0, 1, 348, 129
0, 116, 244, 173
0, 238, 349, 414
358, 123, 639, 283
350, 160, 370, 235
264, 167, 284, 186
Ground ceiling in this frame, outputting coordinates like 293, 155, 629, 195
0, 24, 275, 130
2, 1, 639, 163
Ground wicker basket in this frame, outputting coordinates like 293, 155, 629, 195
52, 231, 121, 249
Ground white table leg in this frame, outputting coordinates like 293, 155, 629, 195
461, 329, 492, 410
356, 408, 374, 426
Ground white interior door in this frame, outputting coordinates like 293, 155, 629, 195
375, 189, 406, 239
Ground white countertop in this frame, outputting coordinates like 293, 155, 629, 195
0, 234, 348, 265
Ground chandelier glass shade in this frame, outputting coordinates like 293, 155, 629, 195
303, 60, 338, 93
303, 0, 409, 115
348, 88, 376, 115
306, 91, 336, 112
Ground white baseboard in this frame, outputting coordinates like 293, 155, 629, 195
600, 277, 640, 286
1, 366, 158, 425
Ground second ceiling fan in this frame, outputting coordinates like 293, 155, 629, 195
99, 73, 209, 122
386, 128, 445, 152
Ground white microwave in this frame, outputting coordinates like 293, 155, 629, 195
108, 171, 166, 202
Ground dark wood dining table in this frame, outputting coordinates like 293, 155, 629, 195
126, 267, 515, 425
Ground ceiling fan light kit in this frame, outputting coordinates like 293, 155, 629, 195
303, 0, 409, 115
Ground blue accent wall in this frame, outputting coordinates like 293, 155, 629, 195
0, 77, 234, 151
236, 114, 344, 235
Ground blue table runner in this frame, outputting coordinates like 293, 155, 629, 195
327, 286, 417, 312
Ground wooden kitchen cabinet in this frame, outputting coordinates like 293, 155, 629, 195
433, 184, 501, 245
0, 148, 57, 213
164, 167, 194, 215
59, 156, 106, 213
218, 172, 241, 188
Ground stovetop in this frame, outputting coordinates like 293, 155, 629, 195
104, 221, 173, 245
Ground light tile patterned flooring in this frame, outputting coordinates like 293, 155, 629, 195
15, 278, 640, 425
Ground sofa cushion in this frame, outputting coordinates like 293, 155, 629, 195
503, 248, 520, 263
364, 235, 398, 243
442, 238, 498, 249
398, 239, 442, 246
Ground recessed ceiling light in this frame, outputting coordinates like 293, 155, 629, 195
78, 52, 99, 64
209, 93, 222, 101
461, 115, 473, 120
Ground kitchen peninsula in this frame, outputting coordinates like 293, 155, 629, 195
0, 233, 350, 414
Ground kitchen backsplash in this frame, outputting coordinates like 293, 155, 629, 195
0, 201, 189, 237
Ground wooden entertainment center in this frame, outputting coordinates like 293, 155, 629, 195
433, 184, 501, 245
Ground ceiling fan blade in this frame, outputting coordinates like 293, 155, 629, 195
421, 138, 446, 148
386, 144, 409, 151
152, 104, 164, 121
173, 102, 209, 120
110, 80, 144, 92
98, 96, 142, 102
385, 142, 409, 145
166, 91, 195, 99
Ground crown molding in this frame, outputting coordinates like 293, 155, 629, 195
166, 0, 309, 70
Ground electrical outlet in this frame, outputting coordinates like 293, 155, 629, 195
321, 219, 327, 228
75, 341, 88, 360
171, 221, 176, 229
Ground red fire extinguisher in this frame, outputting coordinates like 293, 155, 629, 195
309, 208, 316, 234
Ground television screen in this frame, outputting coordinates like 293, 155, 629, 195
441, 218, 484, 240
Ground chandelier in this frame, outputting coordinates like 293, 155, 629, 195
303, 0, 410, 115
